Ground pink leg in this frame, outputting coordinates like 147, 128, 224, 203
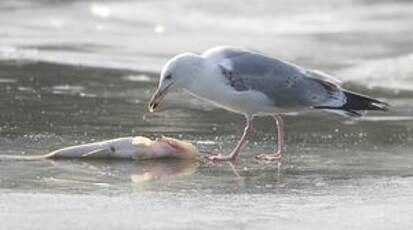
255, 114, 286, 161
209, 117, 253, 163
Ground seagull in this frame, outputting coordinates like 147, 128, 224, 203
147, 46, 388, 163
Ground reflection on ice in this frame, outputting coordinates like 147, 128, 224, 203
90, 3, 111, 18
362, 116, 413, 122
48, 17, 64, 28
154, 25, 165, 34
130, 160, 197, 183
43, 159, 198, 186
0, 78, 16, 84
121, 74, 152, 82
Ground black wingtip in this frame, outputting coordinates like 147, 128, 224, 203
314, 91, 389, 116
341, 91, 389, 112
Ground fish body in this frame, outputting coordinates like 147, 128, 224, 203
2, 136, 198, 160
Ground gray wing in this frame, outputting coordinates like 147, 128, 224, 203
214, 48, 344, 108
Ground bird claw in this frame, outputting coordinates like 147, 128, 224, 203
255, 153, 283, 162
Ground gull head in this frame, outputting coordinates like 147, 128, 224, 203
148, 52, 202, 112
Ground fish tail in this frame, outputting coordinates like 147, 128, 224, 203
0, 154, 50, 161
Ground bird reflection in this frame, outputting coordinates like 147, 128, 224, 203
226, 161, 241, 178
208, 157, 282, 179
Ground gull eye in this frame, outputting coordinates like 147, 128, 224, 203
165, 73, 172, 80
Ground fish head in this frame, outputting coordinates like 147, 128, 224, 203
156, 137, 198, 159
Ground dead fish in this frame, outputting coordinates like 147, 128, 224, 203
1, 136, 198, 160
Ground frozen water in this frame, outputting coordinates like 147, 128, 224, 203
0, 0, 412, 229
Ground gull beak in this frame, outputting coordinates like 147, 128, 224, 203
147, 83, 173, 112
